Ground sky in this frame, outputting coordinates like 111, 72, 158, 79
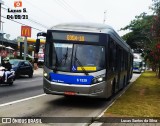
1, 0, 153, 40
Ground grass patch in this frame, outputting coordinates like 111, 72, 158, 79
104, 71, 160, 117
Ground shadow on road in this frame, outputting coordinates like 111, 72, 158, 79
46, 96, 108, 109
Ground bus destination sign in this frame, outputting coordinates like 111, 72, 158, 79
52, 32, 99, 42
66, 35, 85, 41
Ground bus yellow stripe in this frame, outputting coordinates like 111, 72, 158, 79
77, 66, 97, 71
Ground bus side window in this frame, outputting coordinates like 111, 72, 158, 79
109, 38, 116, 72
140, 62, 142, 67
118, 48, 122, 71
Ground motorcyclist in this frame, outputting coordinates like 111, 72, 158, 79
2, 57, 12, 82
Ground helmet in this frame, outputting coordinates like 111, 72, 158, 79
3, 57, 9, 61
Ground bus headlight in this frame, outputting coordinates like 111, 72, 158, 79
92, 74, 106, 84
97, 77, 103, 82
43, 72, 50, 80
44, 72, 48, 77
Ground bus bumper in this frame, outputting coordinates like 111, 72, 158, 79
43, 78, 108, 98
133, 69, 141, 73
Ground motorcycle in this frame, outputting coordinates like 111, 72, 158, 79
0, 66, 15, 85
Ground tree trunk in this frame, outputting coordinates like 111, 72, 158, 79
158, 64, 160, 79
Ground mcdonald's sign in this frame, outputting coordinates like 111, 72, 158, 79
21, 26, 31, 37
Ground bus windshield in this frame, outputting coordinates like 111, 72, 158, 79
45, 42, 105, 72
133, 61, 142, 68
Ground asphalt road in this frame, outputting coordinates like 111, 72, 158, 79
0, 73, 141, 126
0, 76, 43, 104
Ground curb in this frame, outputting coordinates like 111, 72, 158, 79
88, 81, 135, 126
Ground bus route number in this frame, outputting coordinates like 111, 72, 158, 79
67, 35, 85, 41
77, 79, 87, 82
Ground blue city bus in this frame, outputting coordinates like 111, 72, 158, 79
36, 23, 133, 99
133, 59, 143, 73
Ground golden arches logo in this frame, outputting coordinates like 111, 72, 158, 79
21, 26, 31, 37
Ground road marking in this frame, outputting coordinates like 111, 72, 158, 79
0, 94, 46, 107
98, 101, 115, 118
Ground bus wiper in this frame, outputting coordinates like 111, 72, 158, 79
59, 47, 69, 66
53, 51, 59, 73
74, 48, 89, 75
53, 47, 68, 72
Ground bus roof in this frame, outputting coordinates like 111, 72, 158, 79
134, 53, 143, 60
50, 23, 114, 33
134, 59, 142, 62
50, 23, 133, 54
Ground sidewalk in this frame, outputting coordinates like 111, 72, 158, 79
33, 68, 43, 76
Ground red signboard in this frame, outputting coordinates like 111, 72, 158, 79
21, 26, 31, 37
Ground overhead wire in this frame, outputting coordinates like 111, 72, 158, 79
2, 0, 92, 32
3, 0, 91, 27
66, 0, 93, 22
54, 0, 76, 18
1, 15, 44, 31
23, 0, 62, 23
60, 0, 87, 21
54, 0, 85, 21
2, 5, 49, 29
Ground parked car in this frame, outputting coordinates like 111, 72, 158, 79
9, 59, 33, 78
16, 52, 34, 62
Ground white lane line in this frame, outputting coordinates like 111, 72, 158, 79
0, 94, 46, 107
98, 101, 116, 118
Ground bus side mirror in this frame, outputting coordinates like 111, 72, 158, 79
37, 32, 46, 37
35, 39, 40, 53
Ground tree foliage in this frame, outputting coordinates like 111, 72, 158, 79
121, 13, 153, 52
121, 0, 160, 78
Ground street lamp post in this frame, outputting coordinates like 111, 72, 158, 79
1, 21, 4, 31
2, 32, 6, 48
103, 10, 107, 24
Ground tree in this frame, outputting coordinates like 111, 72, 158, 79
147, 0, 160, 78
121, 13, 153, 52
120, 1, 160, 78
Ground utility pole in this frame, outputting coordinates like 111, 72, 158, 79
0, 0, 4, 31
103, 10, 107, 24
1, 21, 4, 31
24, 36, 27, 60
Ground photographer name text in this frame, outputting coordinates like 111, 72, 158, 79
121, 118, 158, 123
7, 8, 28, 20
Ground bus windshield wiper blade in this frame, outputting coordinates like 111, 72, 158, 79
74, 48, 89, 75
53, 51, 59, 72
58, 47, 69, 66
53, 47, 68, 72
74, 57, 88, 75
